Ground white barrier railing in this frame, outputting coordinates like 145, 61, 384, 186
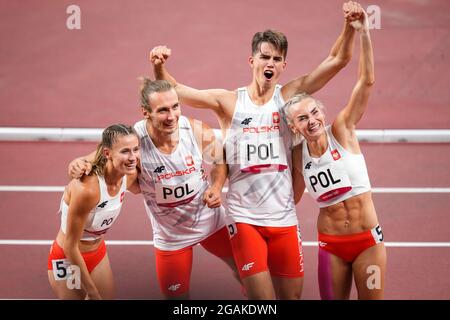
0, 127, 450, 143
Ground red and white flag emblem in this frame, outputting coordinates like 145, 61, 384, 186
185, 155, 194, 166
331, 149, 341, 161
272, 112, 280, 124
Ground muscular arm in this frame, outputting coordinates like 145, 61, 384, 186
292, 145, 306, 205
333, 11, 374, 151
188, 118, 228, 208
151, 46, 235, 117
282, 23, 356, 100
282, 2, 363, 100
63, 179, 102, 299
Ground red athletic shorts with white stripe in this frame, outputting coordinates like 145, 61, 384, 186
155, 226, 233, 297
230, 223, 304, 279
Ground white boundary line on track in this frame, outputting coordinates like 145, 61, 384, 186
1, 185, 450, 193
0, 240, 449, 247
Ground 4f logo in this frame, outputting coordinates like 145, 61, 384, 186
305, 162, 312, 170
168, 284, 181, 292
154, 166, 165, 173
242, 262, 255, 271
241, 118, 252, 125
98, 201, 108, 208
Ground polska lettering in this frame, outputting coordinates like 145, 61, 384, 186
157, 167, 196, 181
242, 125, 279, 133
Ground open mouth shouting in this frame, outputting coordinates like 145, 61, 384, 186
264, 70, 274, 80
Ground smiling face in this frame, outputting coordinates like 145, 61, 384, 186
104, 134, 140, 175
287, 97, 326, 141
143, 89, 181, 136
249, 42, 286, 88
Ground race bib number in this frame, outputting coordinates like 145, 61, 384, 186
305, 158, 352, 202
371, 225, 384, 243
239, 135, 287, 173
155, 174, 202, 207
224, 215, 237, 239
52, 259, 71, 281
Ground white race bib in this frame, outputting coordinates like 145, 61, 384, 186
239, 134, 287, 173
305, 156, 352, 203
52, 259, 71, 281
89, 206, 122, 234
155, 174, 202, 207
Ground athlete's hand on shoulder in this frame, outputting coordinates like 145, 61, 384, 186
68, 157, 92, 179
150, 45, 171, 66
203, 187, 222, 208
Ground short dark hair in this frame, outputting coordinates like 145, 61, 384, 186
251, 29, 288, 59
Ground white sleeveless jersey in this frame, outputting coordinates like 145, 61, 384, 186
60, 175, 127, 241
302, 125, 372, 208
134, 116, 226, 251
224, 85, 298, 227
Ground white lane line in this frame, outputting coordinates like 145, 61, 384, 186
372, 188, 450, 193
0, 240, 154, 246
0, 240, 449, 247
1, 186, 450, 193
0, 186, 65, 192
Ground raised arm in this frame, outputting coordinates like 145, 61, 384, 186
150, 46, 234, 116
332, 9, 374, 149
63, 179, 102, 299
281, 1, 363, 100
291, 145, 306, 205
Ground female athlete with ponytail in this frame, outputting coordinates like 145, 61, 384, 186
47, 124, 140, 299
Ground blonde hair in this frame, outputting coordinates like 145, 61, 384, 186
91, 124, 137, 176
283, 93, 325, 146
139, 78, 174, 112
283, 92, 325, 125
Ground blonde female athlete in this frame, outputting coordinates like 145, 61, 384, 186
284, 10, 386, 299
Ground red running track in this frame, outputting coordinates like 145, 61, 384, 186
0, 0, 449, 299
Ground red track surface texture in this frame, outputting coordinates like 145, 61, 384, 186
0, 1, 449, 299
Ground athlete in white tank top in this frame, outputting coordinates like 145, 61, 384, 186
135, 116, 227, 251
150, 11, 359, 298
50, 124, 140, 300
285, 12, 386, 299
302, 125, 371, 207
60, 175, 127, 241
224, 85, 298, 227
